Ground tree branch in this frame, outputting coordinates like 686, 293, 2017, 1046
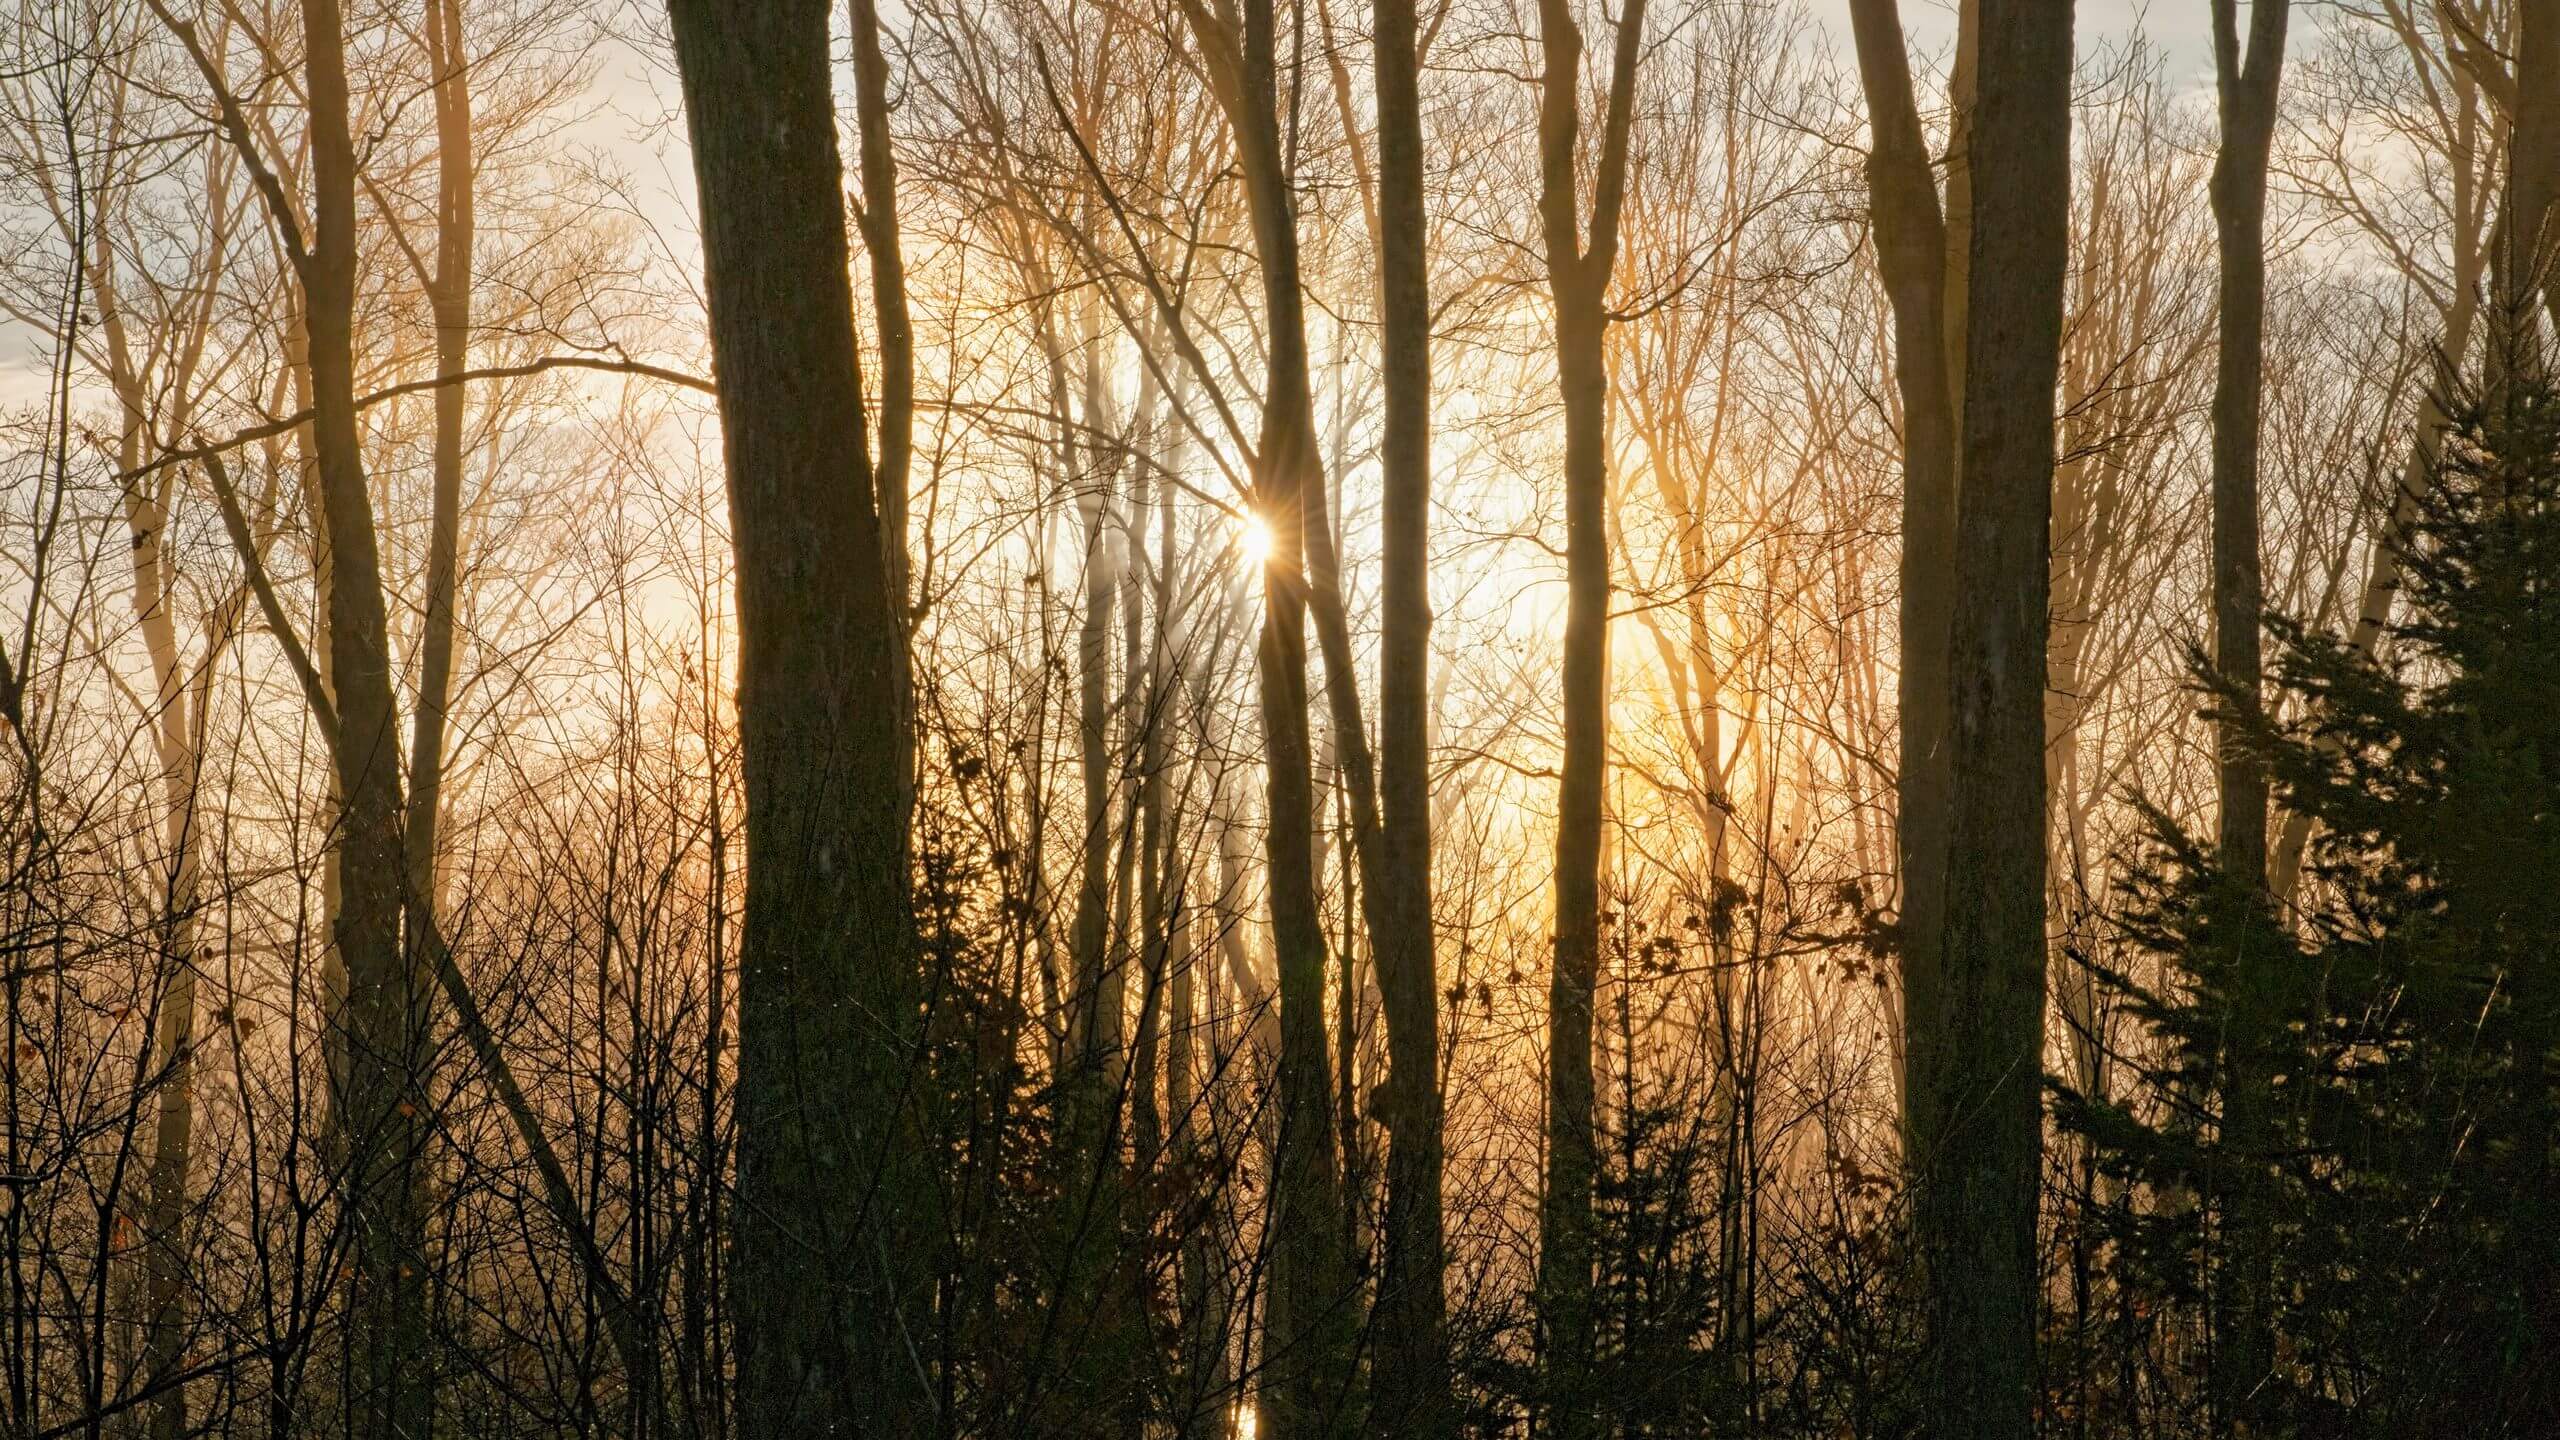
122, 355, 713, 484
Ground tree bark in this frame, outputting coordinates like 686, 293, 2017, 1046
1368, 0, 1449, 1430
1941, 0, 1978, 418
848, 0, 919, 808
2504, 0, 2560, 348
403, 0, 471, 938
130, 461, 207, 1440
1843, 0, 1959, 1136
295, 0, 434, 1429
1163, 0, 1361, 1429
1132, 446, 1167, 1174
849, 0, 913, 591
1070, 291, 1124, 1126
1530, 0, 1644, 1429
2207, 0, 2287, 1427
1922, 4, 2072, 1438
664, 0, 928, 1428
90, 240, 224, 1440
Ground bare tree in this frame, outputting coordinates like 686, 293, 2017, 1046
1843, 0, 1957, 1128
1526, 0, 1647, 1426
662, 0, 928, 1428
2206, 0, 2288, 1428
1368, 0, 1450, 1429
284, 0, 432, 1423
1921, 4, 2072, 1438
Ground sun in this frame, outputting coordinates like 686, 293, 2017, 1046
1237, 510, 1275, 570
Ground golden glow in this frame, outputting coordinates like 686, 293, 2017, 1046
1237, 511, 1275, 570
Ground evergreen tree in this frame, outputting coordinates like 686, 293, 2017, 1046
2059, 365, 2560, 1436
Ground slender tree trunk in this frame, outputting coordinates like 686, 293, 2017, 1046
1530, 2, 1644, 1428
404, 0, 472, 916
1922, 5, 2071, 1438
1132, 449, 1168, 1174
129, 468, 203, 1440
1251, 508, 1353, 1440
849, 0, 912, 590
149, 9, 672, 1419
295, 0, 434, 1429
1162, 428, 1236, 1433
1368, 0, 1448, 1428
280, 318, 352, 1112
82, 217, 221, 1433
1168, 0, 1359, 1427
1844, 0, 1959, 1139
1538, 276, 1609, 1438
95, 307, 217, 1439
1071, 296, 1123, 1122
2207, 1, 2287, 1427
848, 0, 918, 811
663, 0, 927, 1428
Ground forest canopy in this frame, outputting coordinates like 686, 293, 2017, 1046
1, 0, 2555, 1436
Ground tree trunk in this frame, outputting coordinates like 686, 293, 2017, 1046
2206, 0, 2287, 1427
96, 277, 218, 1440
1132, 447, 1167, 1174
2505, 0, 2560, 348
1941, 0, 1978, 417
663, 0, 928, 1428
849, 0, 919, 820
297, 0, 433, 1429
1922, 4, 2072, 1438
1368, 0, 1449, 1428
403, 0, 472, 917
849, 0, 913, 593
1168, 0, 1360, 1427
1843, 0, 1959, 1141
1071, 290, 1123, 1126
1530, 1, 1644, 1429
129, 462, 205, 1440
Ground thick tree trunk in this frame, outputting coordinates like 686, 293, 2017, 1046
1529, 2, 1644, 1429
2207, 0, 2287, 1427
2504, 0, 2559, 348
1921, 5, 2071, 1439
663, 0, 928, 1428
1368, 0, 1450, 1430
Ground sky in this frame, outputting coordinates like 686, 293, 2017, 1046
1804, 0, 2213, 67
0, 0, 2238, 417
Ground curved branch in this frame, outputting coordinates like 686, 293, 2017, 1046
122, 354, 713, 484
